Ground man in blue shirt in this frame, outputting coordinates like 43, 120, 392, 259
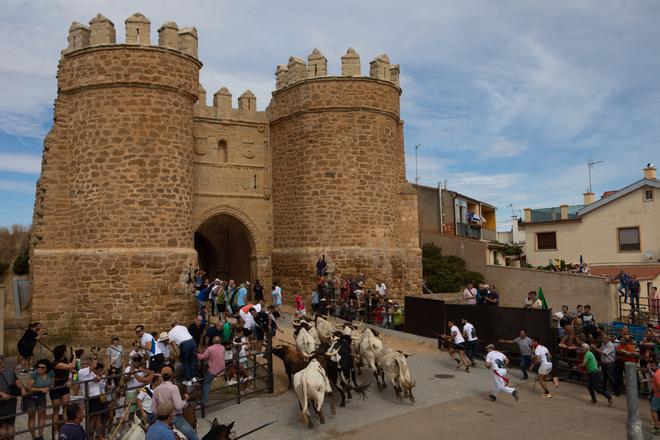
57, 403, 87, 440
147, 401, 176, 440
237, 283, 249, 307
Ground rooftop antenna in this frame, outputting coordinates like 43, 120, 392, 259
587, 160, 603, 193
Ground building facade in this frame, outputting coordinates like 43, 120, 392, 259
521, 165, 659, 295
30, 13, 422, 343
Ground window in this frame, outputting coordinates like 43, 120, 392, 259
536, 232, 557, 251
618, 227, 640, 252
644, 189, 654, 201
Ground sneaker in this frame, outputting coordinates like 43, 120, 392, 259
512, 389, 519, 401
182, 380, 192, 386
488, 394, 496, 401
191, 377, 198, 383
542, 392, 552, 398
226, 379, 238, 386
465, 367, 470, 373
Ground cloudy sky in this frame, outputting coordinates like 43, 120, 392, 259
0, 0, 658, 230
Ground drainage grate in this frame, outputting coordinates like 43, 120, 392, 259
434, 374, 455, 379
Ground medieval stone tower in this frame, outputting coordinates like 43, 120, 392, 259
31, 13, 422, 343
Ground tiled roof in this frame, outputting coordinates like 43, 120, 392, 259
590, 265, 660, 281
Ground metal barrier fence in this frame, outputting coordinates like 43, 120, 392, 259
0, 337, 273, 439
403, 296, 555, 349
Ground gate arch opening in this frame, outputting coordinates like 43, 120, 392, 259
194, 213, 256, 284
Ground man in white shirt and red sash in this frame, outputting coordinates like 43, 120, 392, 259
485, 343, 519, 402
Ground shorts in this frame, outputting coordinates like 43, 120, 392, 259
652, 397, 660, 413
88, 396, 106, 415
0, 398, 17, 426
22, 393, 47, 412
17, 342, 35, 358
49, 384, 70, 401
126, 390, 138, 413
452, 343, 465, 351
539, 363, 553, 375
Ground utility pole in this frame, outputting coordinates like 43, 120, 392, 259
587, 160, 603, 193
414, 144, 421, 185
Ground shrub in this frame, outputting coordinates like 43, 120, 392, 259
422, 243, 483, 293
12, 248, 29, 275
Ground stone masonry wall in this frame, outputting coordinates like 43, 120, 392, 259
269, 75, 421, 298
31, 19, 202, 343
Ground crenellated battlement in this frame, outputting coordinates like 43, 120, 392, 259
63, 12, 198, 59
273, 47, 400, 90
194, 85, 266, 123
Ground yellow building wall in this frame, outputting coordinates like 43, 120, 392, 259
524, 187, 659, 267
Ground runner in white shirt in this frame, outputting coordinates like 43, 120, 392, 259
484, 344, 519, 402
532, 336, 553, 398
461, 319, 479, 367
444, 320, 470, 372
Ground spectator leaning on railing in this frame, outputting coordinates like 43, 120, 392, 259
0, 354, 26, 439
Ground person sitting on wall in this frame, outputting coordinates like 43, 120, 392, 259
316, 255, 328, 277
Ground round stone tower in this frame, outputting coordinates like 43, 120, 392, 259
31, 13, 201, 343
268, 49, 421, 298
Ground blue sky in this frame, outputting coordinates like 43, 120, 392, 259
0, 0, 659, 230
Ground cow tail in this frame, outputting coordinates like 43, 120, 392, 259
396, 356, 414, 389
302, 376, 309, 421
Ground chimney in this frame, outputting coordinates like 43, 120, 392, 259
560, 204, 568, 220
644, 163, 657, 180
523, 208, 532, 222
583, 192, 595, 205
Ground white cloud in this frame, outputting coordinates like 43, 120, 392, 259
0, 179, 35, 192
0, 153, 41, 174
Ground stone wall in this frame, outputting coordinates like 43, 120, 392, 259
268, 56, 421, 298
483, 265, 618, 322
31, 15, 201, 344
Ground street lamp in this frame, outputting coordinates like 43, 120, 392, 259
414, 144, 421, 185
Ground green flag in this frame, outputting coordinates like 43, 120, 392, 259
538, 287, 548, 310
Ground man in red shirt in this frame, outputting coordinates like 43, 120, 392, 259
196, 336, 226, 402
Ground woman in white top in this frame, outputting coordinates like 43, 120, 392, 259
463, 283, 477, 305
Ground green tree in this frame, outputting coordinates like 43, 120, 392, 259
422, 243, 483, 293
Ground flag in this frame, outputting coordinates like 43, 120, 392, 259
537, 287, 548, 310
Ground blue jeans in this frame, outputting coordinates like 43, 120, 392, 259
180, 339, 197, 381
629, 293, 640, 311
173, 414, 198, 440
202, 369, 217, 402
520, 355, 532, 379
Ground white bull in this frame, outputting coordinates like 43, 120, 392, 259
295, 327, 317, 356
315, 316, 336, 344
380, 348, 415, 403
294, 359, 336, 428
358, 328, 385, 387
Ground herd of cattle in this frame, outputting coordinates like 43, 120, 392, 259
272, 315, 416, 428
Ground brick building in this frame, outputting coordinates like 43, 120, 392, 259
29, 13, 422, 343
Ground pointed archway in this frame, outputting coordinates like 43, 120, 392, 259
194, 213, 256, 283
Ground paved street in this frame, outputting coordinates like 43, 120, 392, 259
199, 319, 650, 440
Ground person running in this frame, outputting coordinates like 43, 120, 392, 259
461, 319, 478, 367
500, 330, 533, 380
484, 344, 519, 402
445, 320, 470, 372
532, 337, 553, 398
581, 343, 613, 406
